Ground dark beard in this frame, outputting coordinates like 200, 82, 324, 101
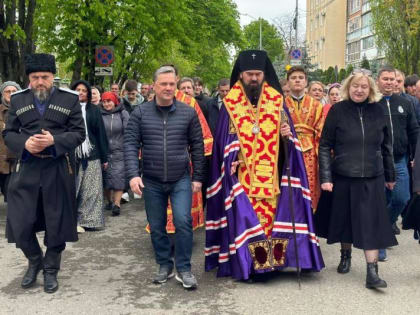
32, 87, 52, 102
241, 79, 262, 106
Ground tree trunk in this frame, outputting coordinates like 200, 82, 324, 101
72, 56, 83, 83
0, 0, 36, 86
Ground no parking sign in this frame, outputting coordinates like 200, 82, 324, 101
95, 46, 114, 66
289, 48, 302, 66
95, 46, 114, 76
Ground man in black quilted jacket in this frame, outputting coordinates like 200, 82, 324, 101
124, 65, 204, 289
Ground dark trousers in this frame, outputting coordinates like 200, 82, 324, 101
19, 191, 66, 267
20, 233, 64, 273
143, 175, 193, 272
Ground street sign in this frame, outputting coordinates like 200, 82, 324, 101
95, 46, 114, 66
290, 48, 303, 60
290, 59, 302, 66
95, 67, 113, 76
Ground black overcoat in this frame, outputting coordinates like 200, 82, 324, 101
3, 87, 86, 248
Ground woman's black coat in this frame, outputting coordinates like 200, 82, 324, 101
319, 99, 395, 183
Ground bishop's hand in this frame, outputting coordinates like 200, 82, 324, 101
230, 160, 244, 175
280, 123, 292, 138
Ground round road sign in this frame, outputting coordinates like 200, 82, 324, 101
290, 49, 302, 60
95, 46, 114, 66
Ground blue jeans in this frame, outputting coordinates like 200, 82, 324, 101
143, 175, 193, 272
385, 155, 410, 224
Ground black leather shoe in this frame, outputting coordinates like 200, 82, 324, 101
21, 255, 43, 288
337, 249, 351, 274
366, 262, 387, 289
44, 272, 59, 293
392, 223, 400, 235
112, 204, 121, 216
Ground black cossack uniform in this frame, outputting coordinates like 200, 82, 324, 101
3, 88, 85, 253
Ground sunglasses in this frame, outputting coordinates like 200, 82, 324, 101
352, 68, 372, 76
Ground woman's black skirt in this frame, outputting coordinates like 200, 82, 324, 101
315, 174, 398, 250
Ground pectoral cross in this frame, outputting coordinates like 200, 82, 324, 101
252, 53, 256, 60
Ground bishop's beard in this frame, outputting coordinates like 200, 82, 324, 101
32, 87, 52, 102
241, 79, 263, 106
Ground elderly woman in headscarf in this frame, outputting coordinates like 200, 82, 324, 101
101, 92, 129, 216
0, 81, 21, 201
70, 80, 109, 233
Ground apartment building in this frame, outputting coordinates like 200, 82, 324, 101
306, 0, 347, 70
345, 0, 384, 67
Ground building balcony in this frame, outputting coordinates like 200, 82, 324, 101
362, 2, 371, 13
360, 26, 372, 37
347, 29, 362, 41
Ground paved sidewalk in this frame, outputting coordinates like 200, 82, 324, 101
1, 199, 420, 314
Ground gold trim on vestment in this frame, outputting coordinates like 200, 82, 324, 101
224, 81, 283, 199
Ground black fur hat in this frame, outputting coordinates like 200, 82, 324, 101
25, 53, 57, 75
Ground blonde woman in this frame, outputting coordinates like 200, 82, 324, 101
318, 70, 397, 289
308, 81, 325, 102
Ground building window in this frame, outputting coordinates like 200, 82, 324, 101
362, 12, 372, 27
348, 16, 361, 33
362, 0, 371, 13
347, 40, 361, 62
362, 36, 375, 50
348, 0, 361, 15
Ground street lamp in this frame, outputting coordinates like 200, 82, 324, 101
241, 13, 262, 50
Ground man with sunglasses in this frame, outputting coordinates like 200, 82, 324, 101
377, 66, 419, 261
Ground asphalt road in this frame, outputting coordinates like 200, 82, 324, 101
1, 198, 420, 315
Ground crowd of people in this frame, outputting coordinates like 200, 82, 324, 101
2, 50, 420, 294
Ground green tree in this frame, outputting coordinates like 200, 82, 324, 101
36, 0, 243, 88
308, 69, 324, 82
371, 0, 420, 74
338, 68, 347, 82
243, 19, 284, 62
322, 66, 335, 84
361, 55, 370, 70
0, 0, 37, 85
346, 64, 354, 77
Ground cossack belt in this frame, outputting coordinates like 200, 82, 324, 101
32, 153, 54, 159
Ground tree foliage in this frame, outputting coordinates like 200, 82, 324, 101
371, 0, 420, 74
35, 0, 243, 88
338, 68, 347, 82
346, 64, 354, 77
361, 55, 370, 70
322, 66, 335, 84
243, 19, 284, 62
0, 0, 37, 85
